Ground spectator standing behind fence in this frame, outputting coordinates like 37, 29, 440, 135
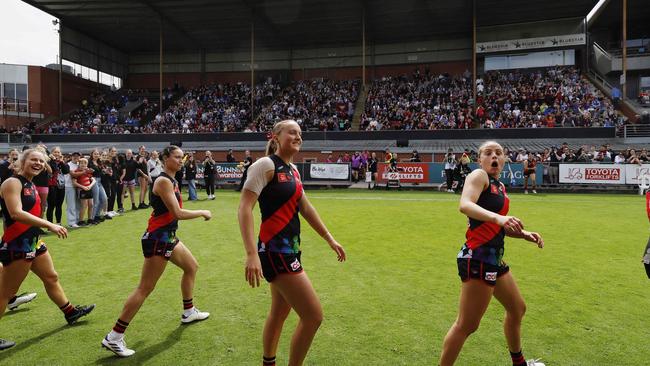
203, 151, 216, 200
445, 148, 457, 193
89, 149, 108, 224
226, 149, 236, 163
65, 152, 82, 228
367, 152, 378, 189
236, 150, 253, 192
351, 152, 362, 183
548, 146, 562, 185
185, 153, 197, 201
523, 154, 538, 194
46, 147, 68, 225
627, 149, 642, 165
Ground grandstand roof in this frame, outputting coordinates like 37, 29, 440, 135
24, 0, 600, 53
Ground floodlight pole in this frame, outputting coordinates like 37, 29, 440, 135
472, 0, 477, 110
58, 20, 62, 119
251, 20, 255, 124
362, 7, 366, 90
622, 0, 627, 100
159, 19, 164, 117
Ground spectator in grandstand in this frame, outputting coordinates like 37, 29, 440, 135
614, 151, 626, 164
136, 146, 150, 209
46, 147, 69, 225
593, 145, 611, 163
639, 149, 649, 163
444, 148, 457, 193
101, 145, 212, 358
627, 149, 642, 165
0, 148, 95, 350
185, 153, 198, 201
236, 150, 253, 192
73, 158, 96, 227
238, 120, 346, 366
440, 140, 544, 366
523, 154, 538, 194
122, 150, 138, 211
203, 151, 216, 200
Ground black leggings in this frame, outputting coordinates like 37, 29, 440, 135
46, 186, 65, 223
445, 169, 454, 189
204, 174, 215, 196
109, 180, 123, 210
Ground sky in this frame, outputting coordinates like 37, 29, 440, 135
0, 0, 59, 67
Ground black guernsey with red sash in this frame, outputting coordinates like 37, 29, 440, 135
146, 172, 181, 234
457, 174, 510, 267
141, 172, 181, 258
0, 175, 44, 253
257, 155, 304, 254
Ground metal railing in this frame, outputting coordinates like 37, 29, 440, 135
622, 124, 650, 138
0, 98, 43, 119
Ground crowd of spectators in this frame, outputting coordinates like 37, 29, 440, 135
142, 81, 281, 133
32, 66, 628, 135
256, 79, 360, 131
361, 69, 474, 131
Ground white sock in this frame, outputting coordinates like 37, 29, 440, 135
183, 307, 195, 317
107, 330, 124, 341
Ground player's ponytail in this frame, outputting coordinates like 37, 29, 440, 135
265, 120, 294, 156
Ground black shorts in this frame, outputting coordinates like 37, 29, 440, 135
457, 258, 510, 286
259, 251, 303, 283
524, 169, 535, 177
0, 243, 48, 266
79, 189, 93, 199
141, 230, 179, 260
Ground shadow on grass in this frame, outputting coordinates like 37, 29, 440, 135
0, 323, 68, 359
2, 308, 30, 317
95, 324, 188, 365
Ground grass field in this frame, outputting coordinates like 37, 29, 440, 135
0, 189, 646, 365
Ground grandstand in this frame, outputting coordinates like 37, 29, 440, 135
0, 0, 648, 169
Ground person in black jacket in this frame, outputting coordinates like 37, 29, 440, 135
203, 151, 216, 200
46, 146, 69, 225
236, 150, 253, 192
185, 153, 197, 201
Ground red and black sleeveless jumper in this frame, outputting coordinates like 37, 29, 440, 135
141, 172, 181, 258
0, 176, 47, 264
257, 155, 304, 282
257, 155, 304, 254
457, 173, 510, 284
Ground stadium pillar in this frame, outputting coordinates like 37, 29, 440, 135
362, 6, 366, 89
159, 19, 163, 117
622, 0, 627, 100
472, 0, 477, 108
251, 20, 255, 122
58, 20, 62, 119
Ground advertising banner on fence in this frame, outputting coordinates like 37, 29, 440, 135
559, 164, 625, 184
196, 163, 243, 182
377, 162, 541, 186
377, 163, 430, 183
625, 164, 650, 185
309, 163, 350, 180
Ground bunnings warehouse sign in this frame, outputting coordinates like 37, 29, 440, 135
476, 33, 586, 53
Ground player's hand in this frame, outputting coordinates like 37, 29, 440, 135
245, 254, 263, 288
496, 215, 523, 233
523, 230, 544, 248
48, 224, 68, 239
201, 210, 212, 221
328, 239, 347, 262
